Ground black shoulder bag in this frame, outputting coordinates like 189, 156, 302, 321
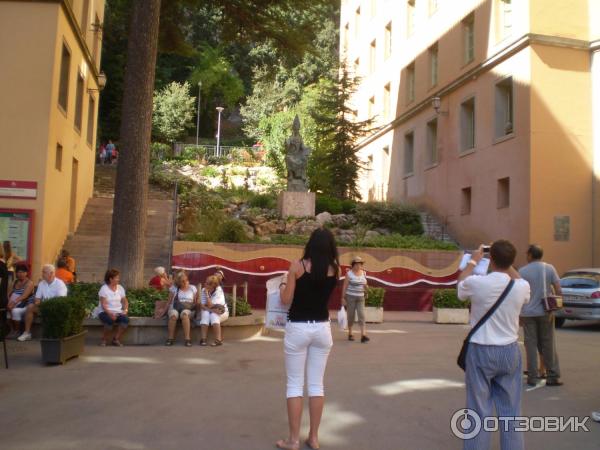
457, 279, 515, 371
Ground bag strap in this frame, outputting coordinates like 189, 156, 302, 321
464, 279, 515, 343
543, 263, 547, 298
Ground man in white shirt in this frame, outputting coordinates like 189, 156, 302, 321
457, 240, 530, 450
18, 264, 68, 342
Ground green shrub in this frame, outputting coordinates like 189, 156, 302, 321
225, 294, 252, 316
151, 142, 171, 161
206, 155, 228, 165
365, 287, 386, 308
316, 195, 343, 214
267, 234, 307, 245
361, 234, 458, 250
201, 166, 220, 178
180, 145, 206, 161
432, 289, 470, 309
216, 219, 249, 243
341, 199, 357, 214
355, 202, 424, 235
127, 288, 169, 316
248, 193, 276, 209
39, 296, 87, 339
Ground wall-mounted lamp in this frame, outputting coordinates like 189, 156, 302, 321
432, 96, 448, 115
87, 72, 107, 93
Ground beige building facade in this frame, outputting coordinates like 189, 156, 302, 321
342, 0, 600, 273
0, 0, 105, 279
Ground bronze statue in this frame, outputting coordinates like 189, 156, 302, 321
284, 115, 312, 192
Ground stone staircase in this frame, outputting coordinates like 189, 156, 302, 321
64, 165, 175, 283
420, 212, 458, 245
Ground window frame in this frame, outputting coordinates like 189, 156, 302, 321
429, 43, 439, 88
462, 13, 475, 65
493, 75, 515, 142
407, 0, 416, 38
57, 40, 72, 115
406, 63, 416, 104
460, 96, 476, 153
426, 117, 439, 168
403, 130, 415, 177
74, 70, 85, 133
497, 177, 510, 209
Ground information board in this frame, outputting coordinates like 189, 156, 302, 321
0, 209, 34, 264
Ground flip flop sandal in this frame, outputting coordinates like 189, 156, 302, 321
211, 340, 223, 347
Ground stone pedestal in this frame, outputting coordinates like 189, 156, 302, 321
278, 191, 315, 218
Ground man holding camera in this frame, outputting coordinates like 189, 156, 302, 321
458, 240, 530, 450
519, 244, 563, 387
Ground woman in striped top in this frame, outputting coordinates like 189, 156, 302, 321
341, 256, 369, 343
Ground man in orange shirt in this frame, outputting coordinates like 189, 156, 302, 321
55, 258, 74, 284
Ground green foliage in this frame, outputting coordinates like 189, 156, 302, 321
355, 202, 424, 235
39, 296, 87, 339
310, 68, 378, 199
248, 193, 276, 209
151, 142, 172, 161
180, 145, 207, 161
217, 219, 249, 243
225, 294, 252, 317
316, 195, 357, 215
266, 234, 307, 246
360, 234, 458, 250
201, 166, 220, 178
365, 287, 386, 308
433, 289, 470, 309
152, 81, 196, 142
127, 288, 169, 316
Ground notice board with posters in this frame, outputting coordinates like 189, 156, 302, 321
0, 209, 34, 264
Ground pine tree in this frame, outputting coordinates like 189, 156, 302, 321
310, 66, 377, 200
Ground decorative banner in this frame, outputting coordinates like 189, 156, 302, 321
0, 209, 34, 264
0, 180, 38, 199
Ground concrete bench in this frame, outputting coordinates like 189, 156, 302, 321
32, 314, 266, 345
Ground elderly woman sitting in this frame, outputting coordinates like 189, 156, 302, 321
197, 274, 229, 347
149, 266, 172, 291
98, 269, 129, 347
165, 271, 198, 347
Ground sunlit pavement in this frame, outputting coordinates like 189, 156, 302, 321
1, 312, 599, 450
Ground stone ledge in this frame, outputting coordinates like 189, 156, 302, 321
32, 314, 266, 345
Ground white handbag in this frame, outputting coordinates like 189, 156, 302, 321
337, 307, 348, 331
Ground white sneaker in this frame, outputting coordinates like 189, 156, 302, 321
592, 411, 600, 422
17, 332, 32, 342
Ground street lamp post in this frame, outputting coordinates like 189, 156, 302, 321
196, 81, 202, 146
216, 106, 224, 157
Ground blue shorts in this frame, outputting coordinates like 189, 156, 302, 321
99, 312, 129, 328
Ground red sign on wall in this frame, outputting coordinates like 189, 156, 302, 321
0, 180, 38, 199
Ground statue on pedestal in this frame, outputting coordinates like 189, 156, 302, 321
284, 115, 312, 192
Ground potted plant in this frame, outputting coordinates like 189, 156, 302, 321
365, 286, 385, 323
39, 296, 87, 364
432, 289, 470, 324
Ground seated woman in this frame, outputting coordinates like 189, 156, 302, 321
6, 264, 34, 339
149, 266, 172, 291
165, 271, 198, 347
97, 269, 129, 347
197, 274, 229, 346
55, 258, 74, 285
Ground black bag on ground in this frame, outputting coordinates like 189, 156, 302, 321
457, 280, 515, 371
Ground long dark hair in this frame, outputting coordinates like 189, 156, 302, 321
302, 228, 339, 281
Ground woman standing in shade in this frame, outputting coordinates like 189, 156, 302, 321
276, 228, 339, 450
341, 256, 370, 343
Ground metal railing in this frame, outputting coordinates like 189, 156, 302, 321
166, 180, 178, 274
173, 143, 261, 163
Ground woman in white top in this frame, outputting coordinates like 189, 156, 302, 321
98, 269, 129, 347
341, 256, 369, 343
165, 271, 198, 347
197, 274, 228, 346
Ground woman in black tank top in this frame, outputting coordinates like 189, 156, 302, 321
276, 228, 339, 450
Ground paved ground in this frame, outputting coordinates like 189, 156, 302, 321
1, 312, 599, 450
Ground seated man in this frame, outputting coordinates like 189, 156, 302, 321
55, 258, 75, 285
18, 264, 68, 342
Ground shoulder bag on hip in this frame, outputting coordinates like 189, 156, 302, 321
542, 263, 563, 312
457, 279, 515, 371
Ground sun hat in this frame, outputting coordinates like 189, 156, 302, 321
351, 256, 365, 266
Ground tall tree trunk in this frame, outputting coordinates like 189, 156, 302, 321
108, 0, 161, 288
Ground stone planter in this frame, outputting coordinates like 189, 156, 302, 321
365, 306, 383, 323
433, 307, 470, 324
40, 330, 87, 365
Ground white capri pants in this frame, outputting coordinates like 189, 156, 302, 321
284, 321, 333, 398
198, 309, 229, 326
7, 306, 28, 321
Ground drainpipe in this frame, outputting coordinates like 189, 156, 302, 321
592, 43, 600, 266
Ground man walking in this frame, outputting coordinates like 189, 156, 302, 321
519, 244, 563, 386
458, 241, 530, 450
